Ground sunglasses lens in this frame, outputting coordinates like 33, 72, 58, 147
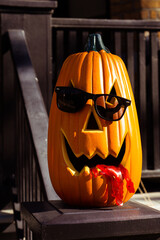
57, 89, 86, 112
96, 96, 126, 121
56, 87, 130, 120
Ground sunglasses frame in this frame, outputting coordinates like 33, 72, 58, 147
55, 86, 131, 121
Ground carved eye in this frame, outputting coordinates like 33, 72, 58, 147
107, 85, 117, 103
110, 85, 117, 95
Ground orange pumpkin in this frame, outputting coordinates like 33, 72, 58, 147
48, 34, 142, 207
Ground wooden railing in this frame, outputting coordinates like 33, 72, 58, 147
7, 29, 59, 201
2, 18, 160, 239
4, 29, 59, 240
52, 18, 160, 179
4, 21, 159, 209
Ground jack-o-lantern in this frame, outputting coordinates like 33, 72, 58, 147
48, 34, 142, 207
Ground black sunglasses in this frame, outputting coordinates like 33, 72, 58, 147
55, 87, 131, 121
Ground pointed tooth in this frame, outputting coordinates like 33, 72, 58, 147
79, 166, 90, 176
67, 167, 77, 176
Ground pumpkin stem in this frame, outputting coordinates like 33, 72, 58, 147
85, 33, 110, 53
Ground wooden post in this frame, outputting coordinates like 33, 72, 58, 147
0, 0, 57, 187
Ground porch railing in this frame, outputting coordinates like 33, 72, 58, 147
4, 29, 59, 239
52, 18, 160, 179
7, 29, 59, 202
2, 18, 160, 239
6, 21, 159, 206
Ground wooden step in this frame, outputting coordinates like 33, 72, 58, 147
0, 222, 17, 240
0, 202, 17, 240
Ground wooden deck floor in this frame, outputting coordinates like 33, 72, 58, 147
132, 192, 160, 211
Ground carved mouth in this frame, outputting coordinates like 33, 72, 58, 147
64, 136, 125, 172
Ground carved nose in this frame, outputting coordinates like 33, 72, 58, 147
85, 111, 101, 130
